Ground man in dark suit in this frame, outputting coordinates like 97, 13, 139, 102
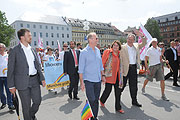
165, 41, 180, 87
64, 41, 80, 100
7, 29, 46, 120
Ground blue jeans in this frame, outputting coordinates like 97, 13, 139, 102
0, 77, 13, 107
84, 80, 101, 119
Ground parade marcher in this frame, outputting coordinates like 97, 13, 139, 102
164, 41, 180, 87
174, 39, 180, 77
79, 32, 106, 120
141, 38, 169, 101
158, 42, 165, 72
44, 47, 58, 94
121, 31, 146, 107
64, 41, 80, 100
76, 42, 82, 51
0, 43, 14, 110
100, 41, 124, 113
59, 43, 68, 61
7, 29, 46, 120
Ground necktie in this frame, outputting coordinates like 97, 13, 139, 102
72, 49, 78, 66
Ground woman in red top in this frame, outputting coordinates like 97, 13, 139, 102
100, 40, 124, 113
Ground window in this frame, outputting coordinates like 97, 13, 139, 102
33, 25, 36, 28
62, 27, 64, 30
34, 41, 37, 46
177, 33, 180, 37
175, 16, 178, 20
57, 33, 59, 38
51, 33, 54, 38
166, 18, 168, 22
67, 27, 69, 31
46, 33, 48, 37
34, 32, 36, 37
67, 34, 69, 38
20, 23, 23, 27
27, 24, 30, 28
62, 34, 64, 38
46, 41, 48, 45
40, 25, 42, 29
52, 41, 54, 46
46, 26, 48, 29
57, 27, 59, 30
51, 26, 53, 30
40, 32, 42, 37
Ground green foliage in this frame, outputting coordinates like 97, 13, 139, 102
0, 10, 15, 47
144, 18, 162, 42
119, 37, 126, 44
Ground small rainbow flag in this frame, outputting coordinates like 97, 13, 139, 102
81, 100, 93, 120
54, 73, 65, 84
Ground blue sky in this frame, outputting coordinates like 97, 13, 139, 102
0, 0, 180, 31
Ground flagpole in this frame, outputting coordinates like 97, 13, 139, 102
162, 55, 173, 72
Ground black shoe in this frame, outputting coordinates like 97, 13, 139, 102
0, 104, 6, 109
8, 105, 15, 111
32, 116, 37, 120
74, 96, 80, 100
173, 83, 180, 87
68, 93, 72, 99
132, 102, 142, 107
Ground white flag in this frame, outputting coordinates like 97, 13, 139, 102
138, 24, 153, 60
38, 33, 43, 49
57, 40, 61, 53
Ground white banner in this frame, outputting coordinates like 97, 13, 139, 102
138, 24, 153, 60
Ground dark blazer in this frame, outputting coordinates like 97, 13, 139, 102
7, 44, 44, 90
165, 48, 179, 66
63, 49, 80, 75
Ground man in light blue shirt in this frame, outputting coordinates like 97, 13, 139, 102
79, 32, 106, 120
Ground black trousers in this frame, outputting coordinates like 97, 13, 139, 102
68, 68, 79, 97
122, 65, 138, 103
100, 76, 122, 110
165, 60, 179, 84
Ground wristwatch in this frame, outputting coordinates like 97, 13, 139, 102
102, 74, 106, 77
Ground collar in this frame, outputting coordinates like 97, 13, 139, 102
20, 42, 31, 49
87, 44, 97, 51
127, 44, 135, 49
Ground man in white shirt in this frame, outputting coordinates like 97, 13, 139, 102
0, 43, 14, 110
142, 38, 169, 101
7, 29, 46, 120
121, 31, 146, 107
58, 43, 68, 61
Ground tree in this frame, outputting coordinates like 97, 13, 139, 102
144, 18, 162, 42
119, 37, 126, 44
0, 10, 15, 47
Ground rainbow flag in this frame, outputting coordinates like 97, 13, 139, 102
81, 100, 93, 120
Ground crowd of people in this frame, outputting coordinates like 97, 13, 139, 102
0, 28, 180, 120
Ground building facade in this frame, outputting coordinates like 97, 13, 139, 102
62, 17, 124, 47
10, 15, 72, 49
153, 12, 180, 45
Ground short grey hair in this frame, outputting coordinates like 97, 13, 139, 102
87, 32, 97, 40
127, 33, 136, 40
0, 43, 6, 48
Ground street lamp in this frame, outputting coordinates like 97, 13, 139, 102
83, 20, 90, 41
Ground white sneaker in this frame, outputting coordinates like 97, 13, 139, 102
142, 88, 145, 94
161, 95, 169, 101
